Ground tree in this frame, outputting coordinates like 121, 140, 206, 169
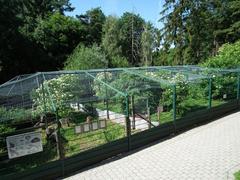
19, 0, 74, 38
101, 15, 129, 67
33, 12, 84, 68
141, 22, 154, 66
212, 0, 240, 45
159, 0, 240, 65
77, 7, 106, 45
119, 12, 145, 66
64, 44, 107, 70
0, 0, 53, 83
0, 0, 75, 83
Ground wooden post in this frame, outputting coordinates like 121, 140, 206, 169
131, 95, 135, 130
55, 109, 64, 160
125, 95, 131, 151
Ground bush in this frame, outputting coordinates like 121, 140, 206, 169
0, 107, 39, 124
64, 44, 107, 70
202, 40, 240, 68
32, 74, 96, 118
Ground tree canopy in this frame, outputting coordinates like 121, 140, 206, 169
1, 0, 240, 83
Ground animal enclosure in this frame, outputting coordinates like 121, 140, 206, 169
0, 65, 239, 178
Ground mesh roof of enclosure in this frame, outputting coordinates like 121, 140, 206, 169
0, 66, 239, 110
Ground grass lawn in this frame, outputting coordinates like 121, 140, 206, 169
151, 111, 175, 124
94, 101, 123, 114
61, 121, 126, 157
235, 171, 240, 180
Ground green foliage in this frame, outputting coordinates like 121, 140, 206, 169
119, 12, 145, 66
201, 41, 240, 101
94, 72, 162, 112
32, 74, 91, 118
33, 12, 84, 67
78, 7, 106, 45
160, 0, 240, 65
0, 124, 15, 135
111, 55, 129, 68
141, 22, 154, 66
0, 0, 74, 83
154, 49, 176, 66
93, 72, 114, 98
203, 40, 240, 68
0, 107, 38, 124
64, 44, 107, 70
235, 171, 240, 180
101, 15, 129, 67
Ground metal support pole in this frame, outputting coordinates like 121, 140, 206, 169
131, 96, 135, 130
237, 73, 240, 101
147, 107, 151, 129
208, 78, 212, 109
20, 81, 24, 107
172, 85, 176, 131
125, 94, 131, 151
104, 71, 110, 119
41, 83, 47, 113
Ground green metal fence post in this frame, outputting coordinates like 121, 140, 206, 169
131, 95, 135, 130
41, 82, 47, 114
237, 73, 240, 101
172, 85, 176, 132
208, 78, 212, 109
125, 94, 131, 151
104, 71, 110, 119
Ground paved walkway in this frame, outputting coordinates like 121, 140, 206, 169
97, 109, 159, 131
65, 111, 240, 180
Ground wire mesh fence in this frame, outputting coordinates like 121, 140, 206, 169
0, 66, 239, 177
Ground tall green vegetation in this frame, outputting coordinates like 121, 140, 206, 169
141, 22, 154, 66
1, 0, 240, 84
101, 16, 128, 67
203, 40, 240, 68
159, 0, 240, 65
64, 44, 107, 70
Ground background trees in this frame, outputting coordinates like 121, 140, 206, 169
1, 0, 240, 84
159, 0, 240, 66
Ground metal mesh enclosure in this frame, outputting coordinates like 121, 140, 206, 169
0, 66, 239, 177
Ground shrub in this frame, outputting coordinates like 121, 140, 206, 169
0, 107, 39, 124
202, 40, 240, 68
64, 44, 107, 70
32, 74, 95, 118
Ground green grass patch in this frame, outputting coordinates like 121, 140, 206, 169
94, 101, 123, 114
61, 121, 125, 157
151, 111, 174, 124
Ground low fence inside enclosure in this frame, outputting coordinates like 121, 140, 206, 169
0, 66, 239, 179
